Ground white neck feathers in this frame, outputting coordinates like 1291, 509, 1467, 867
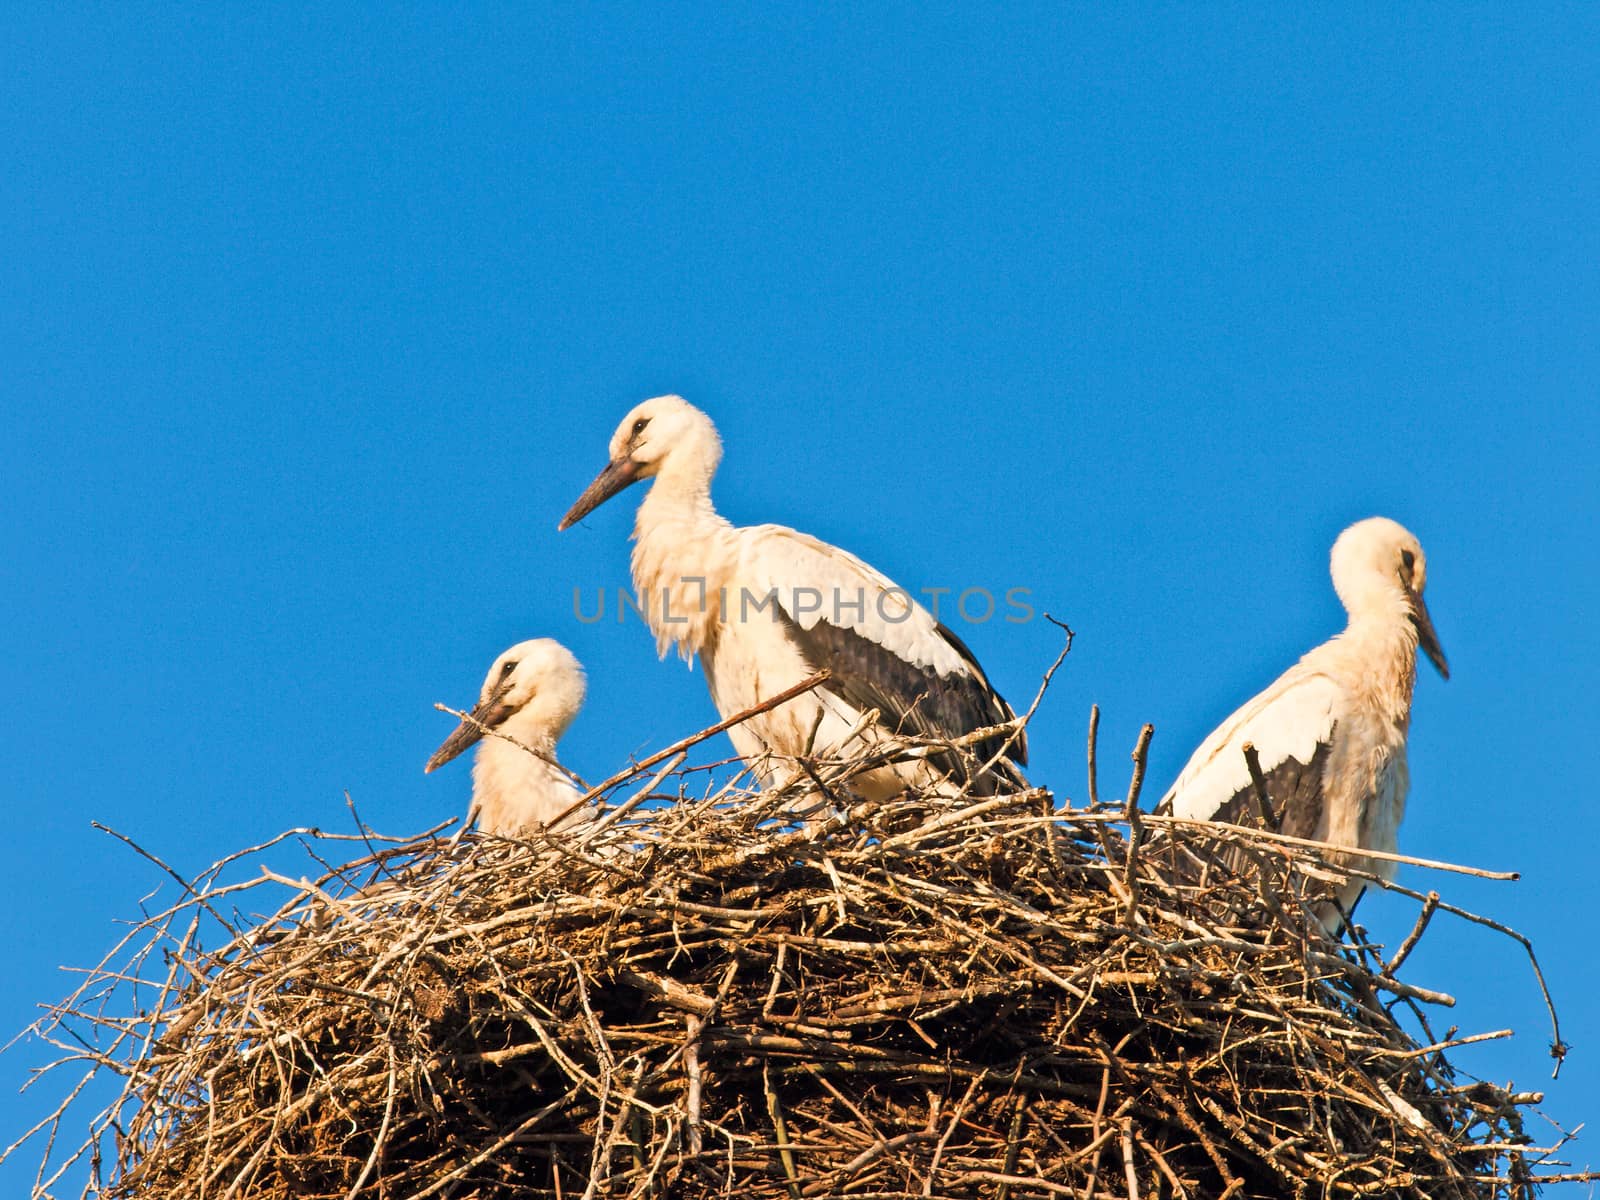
1319, 607, 1420, 727
630, 481, 732, 661
471, 722, 583, 835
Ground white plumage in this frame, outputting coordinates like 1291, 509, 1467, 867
559, 395, 1025, 799
1159, 517, 1449, 922
425, 639, 591, 837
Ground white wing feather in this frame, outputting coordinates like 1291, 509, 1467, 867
735, 525, 974, 680
1161, 668, 1345, 822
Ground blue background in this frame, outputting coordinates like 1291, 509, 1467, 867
4, 7, 1596, 1191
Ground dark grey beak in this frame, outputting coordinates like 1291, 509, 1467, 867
559, 457, 640, 530
425, 689, 514, 773
1408, 589, 1449, 680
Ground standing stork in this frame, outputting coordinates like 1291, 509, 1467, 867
1158, 517, 1449, 925
558, 395, 1025, 799
426, 639, 591, 837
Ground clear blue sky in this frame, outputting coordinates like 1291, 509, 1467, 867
4, 6, 1596, 1191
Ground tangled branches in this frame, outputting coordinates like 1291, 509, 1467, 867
3, 704, 1587, 1199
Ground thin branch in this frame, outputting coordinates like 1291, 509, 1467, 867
1086, 703, 1101, 809
432, 701, 590, 791
1240, 743, 1276, 830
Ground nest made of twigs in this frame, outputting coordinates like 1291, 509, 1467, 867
6, 704, 1585, 1200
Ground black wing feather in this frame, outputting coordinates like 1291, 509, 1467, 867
775, 609, 1026, 791
1208, 738, 1333, 839
1153, 736, 1343, 923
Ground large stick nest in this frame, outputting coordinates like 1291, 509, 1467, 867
5, 698, 1582, 1199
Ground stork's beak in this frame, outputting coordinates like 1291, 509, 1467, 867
558, 457, 640, 530
1408, 589, 1449, 680
425, 689, 514, 773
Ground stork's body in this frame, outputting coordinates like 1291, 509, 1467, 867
1159, 518, 1449, 922
560, 396, 1024, 799
426, 639, 591, 837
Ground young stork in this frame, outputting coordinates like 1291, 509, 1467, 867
1158, 517, 1449, 925
558, 395, 1025, 799
425, 639, 591, 837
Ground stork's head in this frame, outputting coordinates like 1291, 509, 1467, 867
558, 396, 723, 529
1330, 517, 1449, 679
425, 639, 587, 772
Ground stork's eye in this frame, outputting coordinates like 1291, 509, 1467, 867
1400, 549, 1416, 572
500, 661, 518, 677
631, 417, 650, 437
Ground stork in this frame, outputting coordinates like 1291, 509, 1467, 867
1158, 517, 1449, 925
426, 639, 591, 837
558, 395, 1025, 799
